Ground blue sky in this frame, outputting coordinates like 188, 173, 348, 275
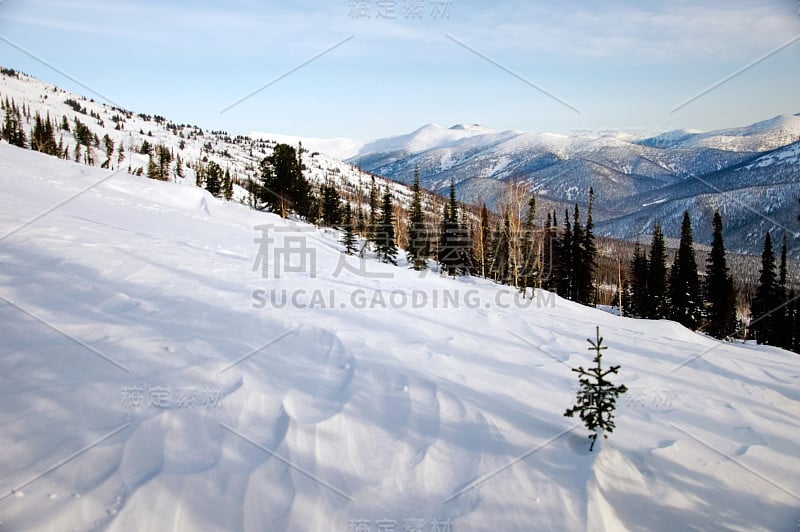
1, 0, 799, 139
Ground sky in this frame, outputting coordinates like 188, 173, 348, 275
1, 0, 799, 140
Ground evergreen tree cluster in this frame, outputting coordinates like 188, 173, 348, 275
545, 189, 597, 305
749, 232, 800, 351
406, 167, 429, 271
626, 210, 738, 340
30, 112, 59, 156
1, 97, 27, 147
257, 143, 311, 218
437, 181, 472, 276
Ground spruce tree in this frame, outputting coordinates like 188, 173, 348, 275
320, 181, 342, 227
205, 160, 223, 197
1, 101, 26, 147
564, 327, 628, 451
557, 209, 573, 297
31, 112, 57, 156
669, 211, 702, 329
647, 222, 668, 319
341, 202, 357, 255
258, 143, 309, 217
174, 153, 183, 178
541, 211, 553, 289
570, 204, 585, 301
147, 154, 160, 180
704, 210, 737, 339
629, 240, 649, 318
375, 186, 398, 264
367, 177, 379, 249
223, 168, 233, 200
438, 181, 470, 276
547, 210, 561, 291
577, 189, 597, 305
406, 167, 429, 270
749, 232, 778, 345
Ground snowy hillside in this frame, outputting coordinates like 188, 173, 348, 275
2, 143, 800, 531
0, 71, 415, 211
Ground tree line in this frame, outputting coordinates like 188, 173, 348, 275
4, 86, 797, 353
249, 144, 799, 353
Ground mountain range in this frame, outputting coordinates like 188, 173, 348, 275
255, 116, 800, 257
1, 68, 797, 258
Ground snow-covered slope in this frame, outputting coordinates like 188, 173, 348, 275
251, 123, 501, 162
2, 143, 799, 531
640, 114, 800, 152
0, 70, 413, 211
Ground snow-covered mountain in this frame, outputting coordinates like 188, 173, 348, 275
3, 68, 798, 258
0, 70, 418, 215
303, 117, 800, 256
2, 143, 799, 531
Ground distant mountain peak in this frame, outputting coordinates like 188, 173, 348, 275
449, 123, 496, 134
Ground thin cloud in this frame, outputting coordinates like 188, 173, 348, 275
455, 1, 800, 61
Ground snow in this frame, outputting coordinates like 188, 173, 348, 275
248, 131, 366, 161
2, 145, 800, 531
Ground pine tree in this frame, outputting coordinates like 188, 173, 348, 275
341, 202, 357, 255
629, 240, 649, 318
541, 211, 554, 289
147, 154, 159, 180
547, 210, 562, 291
320, 180, 342, 227
375, 186, 398, 264
406, 167, 429, 270
579, 188, 598, 305
438, 181, 470, 275
31, 112, 57, 155
156, 144, 172, 181
647, 222, 668, 319
570, 204, 585, 301
98, 133, 113, 168
704, 210, 737, 339
174, 153, 183, 178
1, 101, 26, 147
367, 177, 379, 249
749, 232, 778, 345
258, 143, 309, 217
564, 327, 628, 452
205, 160, 223, 197
223, 168, 233, 200
669, 211, 703, 329
556, 209, 573, 296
